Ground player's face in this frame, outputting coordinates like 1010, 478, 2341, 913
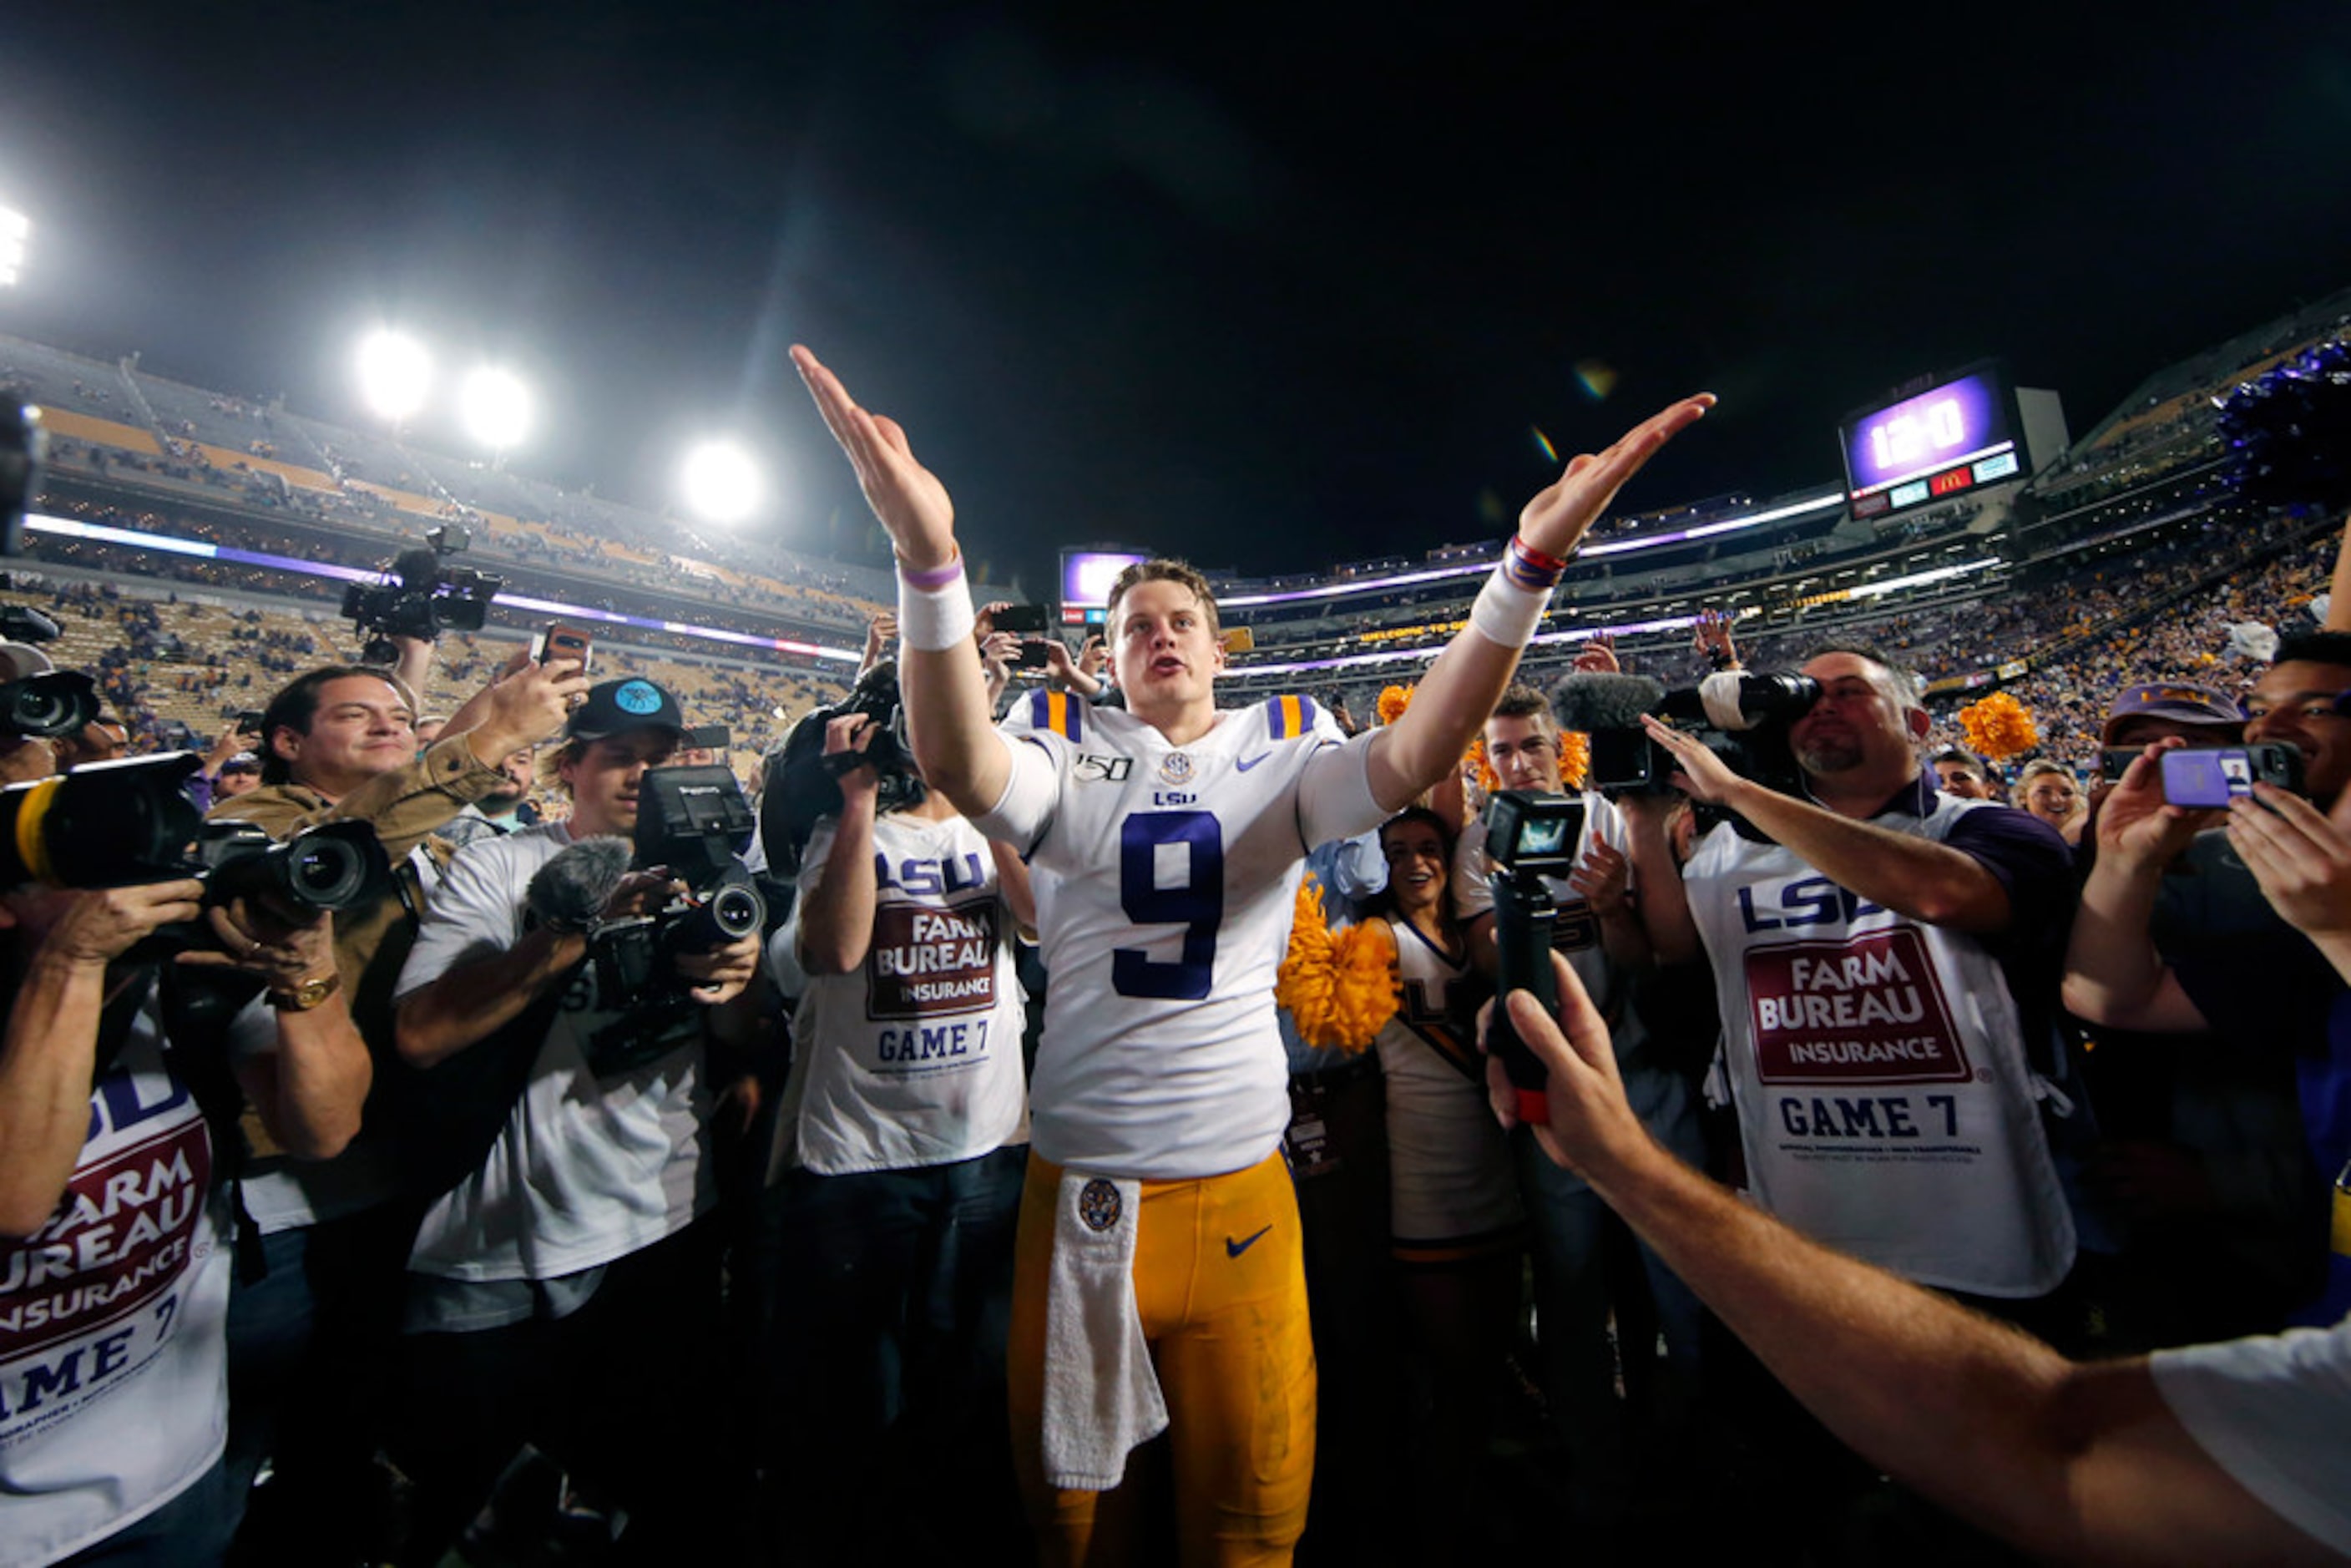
1381, 821, 1448, 917
275, 676, 414, 797
1110, 579, 1224, 716
560, 730, 679, 837
1484, 713, 1563, 794
2242, 661, 2351, 805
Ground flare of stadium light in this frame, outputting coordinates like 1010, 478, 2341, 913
681, 440, 762, 524
0, 206, 28, 286
356, 331, 431, 422
460, 367, 531, 453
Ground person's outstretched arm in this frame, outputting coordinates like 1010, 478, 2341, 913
792, 347, 1008, 817
1492, 954, 2336, 1567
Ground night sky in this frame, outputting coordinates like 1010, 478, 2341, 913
4, 3, 2348, 592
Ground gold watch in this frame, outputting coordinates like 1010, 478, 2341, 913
269, 971, 342, 1012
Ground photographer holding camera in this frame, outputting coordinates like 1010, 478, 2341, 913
386, 676, 763, 1561
1631, 644, 2080, 1304
761, 662, 1034, 1560
0, 862, 370, 1566
201, 645, 584, 1558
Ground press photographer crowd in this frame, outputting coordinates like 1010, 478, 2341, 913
8, 321, 2351, 1568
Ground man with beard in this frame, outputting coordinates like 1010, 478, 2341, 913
1631, 644, 2081, 1305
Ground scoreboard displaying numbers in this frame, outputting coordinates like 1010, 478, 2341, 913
1838, 362, 2025, 520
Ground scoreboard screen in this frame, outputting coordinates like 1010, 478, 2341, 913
1059, 549, 1150, 626
1839, 362, 2024, 520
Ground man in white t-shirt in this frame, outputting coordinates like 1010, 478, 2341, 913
760, 668, 1034, 1560
388, 676, 765, 1561
794, 343, 1711, 1562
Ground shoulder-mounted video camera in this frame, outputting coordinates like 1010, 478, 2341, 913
1556, 669, 1816, 799
761, 659, 926, 882
341, 524, 503, 665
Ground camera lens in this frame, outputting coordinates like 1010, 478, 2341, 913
284, 837, 372, 909
707, 883, 763, 941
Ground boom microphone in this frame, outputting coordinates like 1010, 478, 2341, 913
526, 835, 635, 931
1547, 672, 1666, 733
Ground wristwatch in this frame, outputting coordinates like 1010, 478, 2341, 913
269, 971, 342, 1012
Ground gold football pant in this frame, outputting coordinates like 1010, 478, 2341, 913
1009, 1148, 1315, 1568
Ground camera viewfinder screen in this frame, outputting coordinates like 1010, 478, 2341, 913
1516, 817, 1570, 857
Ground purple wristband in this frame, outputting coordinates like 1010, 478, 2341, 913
896, 551, 965, 591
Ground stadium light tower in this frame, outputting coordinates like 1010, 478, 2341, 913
356, 330, 431, 425
460, 366, 531, 462
681, 438, 762, 524
0, 206, 30, 287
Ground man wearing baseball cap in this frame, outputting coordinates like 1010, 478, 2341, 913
387, 675, 762, 1559
2101, 682, 2246, 751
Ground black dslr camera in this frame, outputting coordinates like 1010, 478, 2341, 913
0, 752, 388, 910
341, 524, 503, 665
1570, 670, 1817, 798
584, 765, 766, 1072
1479, 791, 1587, 1120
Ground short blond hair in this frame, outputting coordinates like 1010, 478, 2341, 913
1105, 559, 1221, 639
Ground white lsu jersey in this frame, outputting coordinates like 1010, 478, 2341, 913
977, 690, 1385, 1179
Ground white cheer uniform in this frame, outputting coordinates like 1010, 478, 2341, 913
770, 809, 1029, 1178
1683, 789, 2075, 1297
982, 690, 1384, 1178
1368, 917, 1514, 1246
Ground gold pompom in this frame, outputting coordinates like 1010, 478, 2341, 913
1957, 690, 2040, 762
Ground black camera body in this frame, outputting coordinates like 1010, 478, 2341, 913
584, 765, 765, 1070
1565, 670, 1816, 798
341, 525, 503, 664
761, 660, 926, 890
1479, 791, 1588, 1120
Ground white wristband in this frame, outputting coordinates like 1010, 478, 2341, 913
898, 566, 978, 652
1468, 565, 1550, 649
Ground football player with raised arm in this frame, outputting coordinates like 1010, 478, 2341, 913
794, 343, 1710, 1566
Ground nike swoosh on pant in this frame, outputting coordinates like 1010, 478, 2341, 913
1226, 1225, 1273, 1257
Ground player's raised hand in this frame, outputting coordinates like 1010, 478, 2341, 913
1518, 394, 1715, 563
791, 346, 958, 570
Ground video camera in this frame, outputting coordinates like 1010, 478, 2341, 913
1479, 791, 1587, 1120
0, 751, 388, 926
341, 524, 503, 665
1557, 669, 1817, 798
583, 764, 766, 1070
761, 660, 925, 886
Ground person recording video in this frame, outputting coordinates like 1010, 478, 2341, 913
386, 676, 765, 1561
1628, 642, 2081, 1306
761, 660, 1034, 1560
